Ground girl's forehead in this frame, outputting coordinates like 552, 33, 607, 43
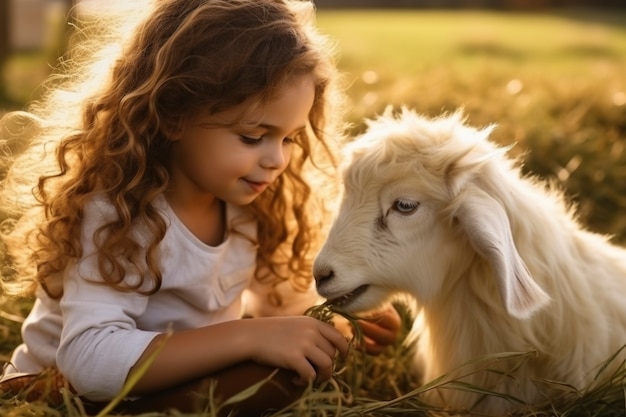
196, 76, 315, 128
194, 101, 265, 128
248, 75, 315, 130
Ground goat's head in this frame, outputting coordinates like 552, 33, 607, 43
313, 108, 550, 318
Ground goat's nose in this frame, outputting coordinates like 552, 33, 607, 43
313, 266, 334, 287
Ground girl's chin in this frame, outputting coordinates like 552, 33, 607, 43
226, 193, 261, 207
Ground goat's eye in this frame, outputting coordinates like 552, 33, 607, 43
391, 198, 419, 214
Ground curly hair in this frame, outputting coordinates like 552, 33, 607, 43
0, 0, 347, 304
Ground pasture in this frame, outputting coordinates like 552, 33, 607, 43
1, 7, 626, 417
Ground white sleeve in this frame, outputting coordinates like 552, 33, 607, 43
56, 198, 160, 401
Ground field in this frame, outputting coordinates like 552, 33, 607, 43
1, 7, 626, 417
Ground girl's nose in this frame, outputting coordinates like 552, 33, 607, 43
260, 141, 288, 169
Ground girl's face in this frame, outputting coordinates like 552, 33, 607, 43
168, 74, 315, 206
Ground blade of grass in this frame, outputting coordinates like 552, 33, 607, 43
94, 332, 171, 417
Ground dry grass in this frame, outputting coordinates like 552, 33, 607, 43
3, 302, 625, 416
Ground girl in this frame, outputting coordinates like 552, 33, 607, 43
0, 0, 400, 413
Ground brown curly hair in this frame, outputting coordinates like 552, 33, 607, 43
0, 0, 346, 304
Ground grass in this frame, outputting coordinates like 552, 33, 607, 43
2, 7, 626, 417
0, 53, 51, 108
4, 302, 626, 416
315, 8, 626, 125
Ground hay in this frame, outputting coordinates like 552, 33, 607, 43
1, 301, 625, 416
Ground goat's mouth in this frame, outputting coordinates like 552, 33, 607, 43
327, 285, 369, 307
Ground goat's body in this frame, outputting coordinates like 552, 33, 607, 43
313, 109, 626, 414
423, 224, 626, 411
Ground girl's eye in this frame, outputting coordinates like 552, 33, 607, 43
240, 135, 262, 145
391, 198, 420, 214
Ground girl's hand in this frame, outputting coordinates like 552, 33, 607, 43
355, 304, 402, 355
248, 316, 349, 386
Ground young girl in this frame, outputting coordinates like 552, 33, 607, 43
0, 0, 400, 413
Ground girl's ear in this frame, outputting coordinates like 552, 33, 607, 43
453, 186, 551, 319
161, 117, 185, 141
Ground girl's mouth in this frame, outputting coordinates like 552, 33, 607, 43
244, 179, 269, 193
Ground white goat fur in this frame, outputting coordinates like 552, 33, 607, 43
313, 109, 626, 413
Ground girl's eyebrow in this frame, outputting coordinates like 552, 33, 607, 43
258, 123, 306, 135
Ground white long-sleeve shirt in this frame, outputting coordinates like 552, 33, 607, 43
4, 195, 318, 400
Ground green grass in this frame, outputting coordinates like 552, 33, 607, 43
318, 9, 626, 71
1, 53, 50, 109
2, 8, 626, 417
315, 9, 626, 125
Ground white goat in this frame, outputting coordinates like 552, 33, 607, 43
313, 108, 626, 414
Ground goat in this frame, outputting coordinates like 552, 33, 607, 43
313, 108, 626, 414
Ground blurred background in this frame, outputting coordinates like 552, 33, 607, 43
0, 0, 625, 244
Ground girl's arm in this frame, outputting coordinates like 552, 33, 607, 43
128, 315, 349, 394
59, 271, 348, 400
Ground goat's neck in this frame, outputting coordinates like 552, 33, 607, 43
421, 259, 535, 375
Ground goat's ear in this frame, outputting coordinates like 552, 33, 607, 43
445, 150, 484, 195
453, 187, 551, 319
444, 126, 506, 195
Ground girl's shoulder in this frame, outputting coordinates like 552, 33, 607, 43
80, 194, 118, 232
82, 193, 170, 225
80, 194, 165, 244
83, 193, 116, 218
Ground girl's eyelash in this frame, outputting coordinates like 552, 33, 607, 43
240, 135, 295, 145
240, 135, 262, 144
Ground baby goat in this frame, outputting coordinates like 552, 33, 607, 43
314, 109, 626, 414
